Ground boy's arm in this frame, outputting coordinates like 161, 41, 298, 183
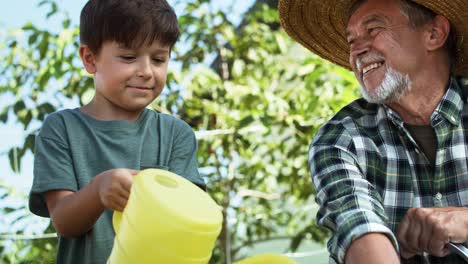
44, 182, 104, 237
44, 168, 137, 237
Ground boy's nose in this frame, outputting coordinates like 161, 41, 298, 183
136, 58, 152, 78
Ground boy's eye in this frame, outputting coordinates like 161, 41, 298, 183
120, 56, 136, 60
152, 58, 167, 64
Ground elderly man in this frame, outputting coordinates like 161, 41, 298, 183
279, 0, 468, 263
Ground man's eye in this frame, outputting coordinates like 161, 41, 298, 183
369, 26, 383, 34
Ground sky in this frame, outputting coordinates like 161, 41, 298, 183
0, 0, 88, 193
0, 0, 253, 193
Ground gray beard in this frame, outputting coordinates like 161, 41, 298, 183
360, 66, 412, 104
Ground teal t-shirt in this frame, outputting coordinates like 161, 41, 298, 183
29, 108, 205, 264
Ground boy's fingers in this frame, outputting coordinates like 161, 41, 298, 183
118, 187, 130, 200
129, 169, 140, 175
113, 196, 128, 212
120, 175, 133, 191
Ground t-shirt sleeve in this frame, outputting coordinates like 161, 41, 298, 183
169, 119, 206, 190
29, 113, 77, 217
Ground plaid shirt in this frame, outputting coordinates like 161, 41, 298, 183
309, 77, 468, 264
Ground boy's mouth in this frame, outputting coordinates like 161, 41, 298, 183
128, 85, 153, 90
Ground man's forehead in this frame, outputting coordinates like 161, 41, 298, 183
346, 15, 388, 36
346, 0, 401, 29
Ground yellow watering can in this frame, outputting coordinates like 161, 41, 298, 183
234, 253, 297, 264
108, 169, 223, 264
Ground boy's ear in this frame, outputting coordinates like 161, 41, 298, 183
79, 45, 97, 74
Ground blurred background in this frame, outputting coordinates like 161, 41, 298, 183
0, 0, 361, 263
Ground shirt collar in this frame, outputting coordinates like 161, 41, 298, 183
431, 77, 463, 127
383, 77, 463, 128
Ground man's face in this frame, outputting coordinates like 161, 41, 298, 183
346, 0, 427, 103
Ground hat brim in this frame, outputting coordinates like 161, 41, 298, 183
279, 0, 468, 76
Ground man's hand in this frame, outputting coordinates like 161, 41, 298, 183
96, 168, 139, 212
397, 207, 468, 259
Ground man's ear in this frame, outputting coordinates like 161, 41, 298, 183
425, 15, 450, 51
79, 45, 97, 74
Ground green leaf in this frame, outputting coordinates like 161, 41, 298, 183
24, 133, 36, 153
37, 71, 51, 89
23, 110, 33, 128
13, 101, 26, 114
8, 147, 21, 173
38, 0, 49, 7
38, 102, 55, 115
28, 33, 39, 45
38, 32, 50, 60
21, 22, 35, 31
275, 33, 287, 54
232, 59, 245, 79
8, 40, 17, 48
0, 107, 8, 123
46, 2, 58, 18
62, 18, 71, 29
238, 116, 254, 128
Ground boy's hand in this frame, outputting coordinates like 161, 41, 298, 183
96, 168, 139, 212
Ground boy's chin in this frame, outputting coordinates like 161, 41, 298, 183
125, 103, 151, 112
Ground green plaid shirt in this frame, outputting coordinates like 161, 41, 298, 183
309, 77, 468, 264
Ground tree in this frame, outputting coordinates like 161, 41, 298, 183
0, 0, 360, 263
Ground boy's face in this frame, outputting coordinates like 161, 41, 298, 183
82, 40, 170, 115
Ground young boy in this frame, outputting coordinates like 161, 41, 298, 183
28, 0, 205, 263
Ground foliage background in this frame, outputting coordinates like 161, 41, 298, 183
0, 0, 360, 263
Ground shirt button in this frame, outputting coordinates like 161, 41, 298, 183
415, 148, 420, 154
435, 192, 442, 200
449, 116, 456, 123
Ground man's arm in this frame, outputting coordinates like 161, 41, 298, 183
44, 168, 137, 237
310, 122, 400, 263
345, 233, 400, 264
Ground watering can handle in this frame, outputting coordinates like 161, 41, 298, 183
447, 242, 468, 262
113, 211, 123, 234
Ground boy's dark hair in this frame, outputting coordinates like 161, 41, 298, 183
80, 0, 179, 54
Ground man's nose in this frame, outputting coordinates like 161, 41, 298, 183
349, 36, 371, 67
350, 37, 371, 59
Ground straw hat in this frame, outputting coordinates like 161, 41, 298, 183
278, 0, 468, 76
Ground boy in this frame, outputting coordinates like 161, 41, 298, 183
28, 0, 205, 263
